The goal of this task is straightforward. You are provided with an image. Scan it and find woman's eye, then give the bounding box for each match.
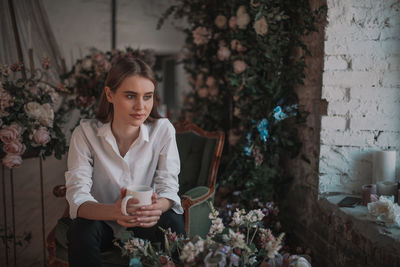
[144,95,152,100]
[127,95,135,99]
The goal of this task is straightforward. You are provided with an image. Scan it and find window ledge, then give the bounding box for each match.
[319,193,400,248]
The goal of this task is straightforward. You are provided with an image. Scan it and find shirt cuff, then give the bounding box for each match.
[158,192,183,214]
[68,196,98,219]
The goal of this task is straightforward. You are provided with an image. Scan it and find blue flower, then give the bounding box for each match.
[246,133,252,142]
[257,118,269,142]
[273,106,288,121]
[129,258,143,267]
[244,145,252,156]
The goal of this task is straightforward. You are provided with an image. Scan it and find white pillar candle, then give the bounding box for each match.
[372,150,396,183]
[377,181,397,197]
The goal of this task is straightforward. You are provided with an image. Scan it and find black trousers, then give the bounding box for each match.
[67,210,185,267]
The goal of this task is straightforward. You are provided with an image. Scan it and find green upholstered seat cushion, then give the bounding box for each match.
[176,132,217,194]
[55,217,128,266]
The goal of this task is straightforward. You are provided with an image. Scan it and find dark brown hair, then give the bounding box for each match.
[96,57,161,123]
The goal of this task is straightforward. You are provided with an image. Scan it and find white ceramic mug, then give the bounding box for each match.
[121,185,153,215]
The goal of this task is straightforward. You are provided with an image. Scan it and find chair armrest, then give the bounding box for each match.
[53,185,66,198]
[181,186,215,238]
[182,186,210,200]
[181,185,215,211]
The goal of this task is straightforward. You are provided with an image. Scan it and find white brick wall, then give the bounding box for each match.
[319,0,400,194]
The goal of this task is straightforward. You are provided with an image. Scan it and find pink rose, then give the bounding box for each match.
[197,87,208,98]
[188,76,196,86]
[2,154,22,169]
[209,86,219,97]
[42,57,51,69]
[217,46,231,61]
[254,16,268,36]
[0,125,21,144]
[3,140,25,155]
[231,39,240,50]
[206,76,216,87]
[92,52,105,63]
[236,43,247,52]
[0,86,13,116]
[192,27,211,46]
[236,6,250,29]
[230,40,247,52]
[33,127,51,145]
[233,60,247,74]
[215,15,227,29]
[228,129,241,146]
[195,73,204,89]
[234,107,241,117]
[229,16,237,29]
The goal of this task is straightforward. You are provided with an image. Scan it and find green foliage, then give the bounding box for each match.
[159,0,321,201]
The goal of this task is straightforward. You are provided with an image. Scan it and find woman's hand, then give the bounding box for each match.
[133,193,164,228]
[115,188,142,228]
[116,189,171,228]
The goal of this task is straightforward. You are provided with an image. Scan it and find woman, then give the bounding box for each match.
[65,57,185,266]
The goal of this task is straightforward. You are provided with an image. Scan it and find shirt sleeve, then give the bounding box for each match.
[153,123,184,214]
[65,126,98,219]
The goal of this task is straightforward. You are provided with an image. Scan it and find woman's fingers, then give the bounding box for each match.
[120,188,127,199]
[137,215,160,223]
[127,198,140,205]
[135,209,162,217]
[138,221,158,228]
[117,219,140,228]
[151,192,158,203]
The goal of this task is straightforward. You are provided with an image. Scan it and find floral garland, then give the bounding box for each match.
[62,47,156,120]
[116,203,311,267]
[158,0,322,201]
[0,60,68,168]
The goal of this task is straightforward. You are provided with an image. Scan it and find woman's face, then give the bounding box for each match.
[105,75,155,128]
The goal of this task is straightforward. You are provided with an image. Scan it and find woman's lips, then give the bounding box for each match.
[130,114,145,119]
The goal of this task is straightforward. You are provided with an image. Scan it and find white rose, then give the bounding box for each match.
[24,102,54,127]
[217,46,231,61]
[40,103,54,127]
[82,58,92,70]
[25,102,42,120]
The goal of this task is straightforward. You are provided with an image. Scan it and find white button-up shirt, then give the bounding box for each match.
[65,118,183,236]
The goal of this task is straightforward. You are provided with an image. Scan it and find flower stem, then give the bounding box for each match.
[246,226,250,245]
[249,226,258,245]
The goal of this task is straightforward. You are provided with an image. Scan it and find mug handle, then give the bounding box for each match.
[121,195,133,216]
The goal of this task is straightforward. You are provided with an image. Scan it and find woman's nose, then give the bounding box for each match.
[134,98,144,109]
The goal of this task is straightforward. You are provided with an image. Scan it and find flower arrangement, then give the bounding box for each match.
[368,196,400,226]
[0,60,68,168]
[158,0,324,201]
[62,47,156,120]
[116,203,311,267]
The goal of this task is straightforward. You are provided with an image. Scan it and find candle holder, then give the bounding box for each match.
[362,184,377,206]
[398,189,400,206]
[377,181,397,197]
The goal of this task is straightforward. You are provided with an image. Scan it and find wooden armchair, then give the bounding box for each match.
[46,120,224,266]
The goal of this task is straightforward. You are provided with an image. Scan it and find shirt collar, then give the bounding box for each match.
[97,121,149,143]
[141,123,150,142]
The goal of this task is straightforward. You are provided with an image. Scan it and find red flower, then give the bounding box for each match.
[42,57,51,69]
